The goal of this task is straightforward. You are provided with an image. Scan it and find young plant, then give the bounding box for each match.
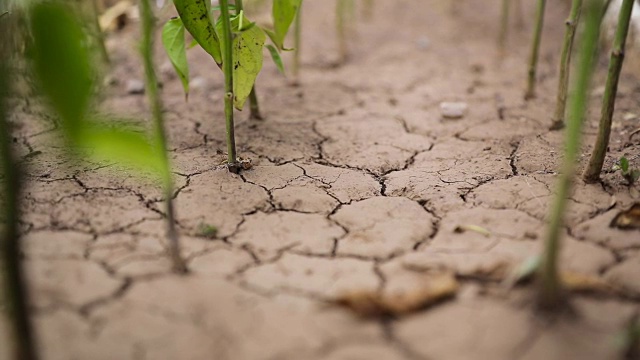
[498,0,511,50]
[292,0,303,84]
[613,157,640,185]
[550,0,582,130]
[537,0,604,310]
[335,0,354,64]
[619,315,640,359]
[583,0,635,183]
[165,0,300,172]
[90,0,110,65]
[139,0,187,273]
[29,1,187,273]
[525,0,547,100]
[0,16,39,360]
[235,0,262,120]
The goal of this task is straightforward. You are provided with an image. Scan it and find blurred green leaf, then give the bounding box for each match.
[216,15,265,110]
[266,44,285,75]
[271,0,301,50]
[502,256,541,289]
[30,2,94,141]
[174,0,222,65]
[620,157,630,173]
[162,17,190,97]
[81,123,165,177]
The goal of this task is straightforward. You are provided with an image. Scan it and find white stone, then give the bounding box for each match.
[440,102,468,119]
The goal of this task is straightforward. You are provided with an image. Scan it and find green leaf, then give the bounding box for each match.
[620,157,630,173]
[30,2,94,141]
[216,16,266,110]
[502,256,541,289]
[271,0,301,50]
[266,44,285,75]
[81,124,165,177]
[173,0,222,65]
[162,18,190,97]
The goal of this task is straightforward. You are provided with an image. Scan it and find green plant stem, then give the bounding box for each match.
[499,0,511,50]
[139,0,187,273]
[234,0,262,120]
[583,0,635,182]
[292,0,302,83]
[525,0,547,100]
[537,0,603,311]
[0,36,39,360]
[336,0,348,63]
[90,0,110,65]
[220,0,239,172]
[551,0,582,130]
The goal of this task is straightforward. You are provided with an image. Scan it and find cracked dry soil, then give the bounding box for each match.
[2,0,640,359]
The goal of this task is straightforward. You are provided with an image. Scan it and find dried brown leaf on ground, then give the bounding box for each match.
[610,203,640,230]
[560,272,616,294]
[332,272,459,317]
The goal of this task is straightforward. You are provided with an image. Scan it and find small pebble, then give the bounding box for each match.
[191,76,207,90]
[440,102,468,119]
[126,79,145,95]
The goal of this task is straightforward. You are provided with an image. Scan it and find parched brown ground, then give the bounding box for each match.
[2,0,640,359]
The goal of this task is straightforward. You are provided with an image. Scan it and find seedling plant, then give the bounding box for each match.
[0,14,39,360]
[583,0,635,182]
[29,1,187,273]
[537,0,604,310]
[613,156,640,185]
[336,0,354,64]
[292,0,302,83]
[525,0,547,99]
[550,0,582,130]
[164,0,300,172]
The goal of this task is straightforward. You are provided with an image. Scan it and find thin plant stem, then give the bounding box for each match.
[550,0,582,130]
[90,0,110,65]
[0,29,39,360]
[537,0,603,311]
[139,0,187,273]
[336,0,348,63]
[292,0,302,84]
[525,0,547,100]
[234,0,262,120]
[583,0,635,182]
[220,0,239,172]
[499,0,511,50]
